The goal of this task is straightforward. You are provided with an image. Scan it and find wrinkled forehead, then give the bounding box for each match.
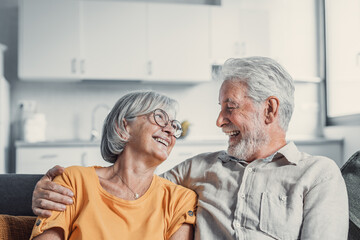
[218,80,248,104]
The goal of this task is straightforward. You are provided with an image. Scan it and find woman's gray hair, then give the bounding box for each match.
[221,57,295,131]
[101,90,178,163]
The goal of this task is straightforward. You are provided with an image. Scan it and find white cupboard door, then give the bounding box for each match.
[326,0,360,81]
[81,1,147,80]
[210,1,270,64]
[210,4,242,64]
[18,0,80,80]
[147,3,211,82]
[16,147,83,174]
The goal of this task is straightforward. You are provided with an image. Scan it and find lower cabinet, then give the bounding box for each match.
[15,138,344,174]
[16,144,111,174]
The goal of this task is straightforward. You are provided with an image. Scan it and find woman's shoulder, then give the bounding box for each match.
[58,166,97,183]
[63,165,95,175]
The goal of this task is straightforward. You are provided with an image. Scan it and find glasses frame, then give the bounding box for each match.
[153,109,183,139]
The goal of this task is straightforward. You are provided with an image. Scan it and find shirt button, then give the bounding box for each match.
[280,196,287,201]
[248,168,253,173]
[234,222,241,228]
[240,193,245,199]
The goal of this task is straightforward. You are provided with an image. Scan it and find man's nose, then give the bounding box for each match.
[216,110,228,128]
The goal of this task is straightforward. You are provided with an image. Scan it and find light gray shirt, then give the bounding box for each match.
[162,142,349,240]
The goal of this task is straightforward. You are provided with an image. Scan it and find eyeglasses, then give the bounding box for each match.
[153,109,183,139]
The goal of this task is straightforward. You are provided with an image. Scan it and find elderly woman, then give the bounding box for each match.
[30,91,197,240]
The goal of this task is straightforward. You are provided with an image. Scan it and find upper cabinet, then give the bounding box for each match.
[19,0,317,82]
[18,0,212,82]
[80,1,148,80]
[18,0,81,80]
[210,3,270,64]
[147,3,210,82]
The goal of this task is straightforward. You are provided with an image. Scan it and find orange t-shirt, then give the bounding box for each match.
[30,166,197,239]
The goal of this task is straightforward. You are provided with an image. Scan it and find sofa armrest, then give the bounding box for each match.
[0,214,36,239]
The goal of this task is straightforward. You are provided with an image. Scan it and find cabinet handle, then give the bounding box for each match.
[40,154,58,159]
[80,59,85,74]
[71,58,77,74]
[147,61,152,75]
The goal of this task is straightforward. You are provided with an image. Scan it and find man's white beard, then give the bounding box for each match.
[227,114,270,161]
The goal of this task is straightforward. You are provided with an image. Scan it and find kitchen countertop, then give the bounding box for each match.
[15,136,344,148]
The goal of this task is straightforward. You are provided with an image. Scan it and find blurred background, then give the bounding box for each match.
[0,0,359,174]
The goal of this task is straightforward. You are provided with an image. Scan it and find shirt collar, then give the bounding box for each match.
[274,141,301,165]
[218,141,301,165]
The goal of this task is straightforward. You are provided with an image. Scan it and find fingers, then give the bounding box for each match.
[32,197,71,218]
[32,166,74,217]
[40,180,74,198]
[46,165,65,180]
[32,207,52,218]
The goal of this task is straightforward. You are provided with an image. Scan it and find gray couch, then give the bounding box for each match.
[341,151,360,240]
[0,174,42,239]
[0,174,42,216]
[0,153,359,240]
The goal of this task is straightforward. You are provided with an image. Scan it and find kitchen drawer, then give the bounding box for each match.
[16,146,111,174]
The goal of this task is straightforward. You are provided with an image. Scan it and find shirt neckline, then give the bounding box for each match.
[92,166,158,205]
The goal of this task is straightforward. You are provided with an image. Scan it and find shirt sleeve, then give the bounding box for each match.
[30,169,76,239]
[166,188,197,239]
[300,161,349,239]
[161,157,193,188]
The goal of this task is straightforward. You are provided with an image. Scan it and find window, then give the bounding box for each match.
[324,0,360,125]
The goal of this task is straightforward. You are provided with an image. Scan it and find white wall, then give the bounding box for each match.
[10,80,225,142]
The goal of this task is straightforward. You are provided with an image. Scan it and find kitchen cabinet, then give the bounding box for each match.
[15,138,343,174]
[210,2,270,64]
[16,142,111,174]
[18,0,81,80]
[19,0,211,82]
[81,1,148,80]
[147,3,211,82]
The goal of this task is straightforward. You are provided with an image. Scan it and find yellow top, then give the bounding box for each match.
[30,166,197,240]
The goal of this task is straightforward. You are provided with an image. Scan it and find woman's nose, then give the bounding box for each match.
[162,122,175,136]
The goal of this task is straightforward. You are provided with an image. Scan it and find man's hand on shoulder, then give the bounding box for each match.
[32,165,74,217]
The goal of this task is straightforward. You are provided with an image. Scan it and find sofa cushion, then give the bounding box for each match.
[0,174,43,216]
[0,214,36,240]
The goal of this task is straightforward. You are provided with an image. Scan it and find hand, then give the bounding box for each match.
[32,165,74,217]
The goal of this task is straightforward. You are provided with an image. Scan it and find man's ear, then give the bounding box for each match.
[264,96,280,125]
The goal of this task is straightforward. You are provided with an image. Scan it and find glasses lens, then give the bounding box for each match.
[153,109,168,127]
[153,109,182,138]
[171,120,183,138]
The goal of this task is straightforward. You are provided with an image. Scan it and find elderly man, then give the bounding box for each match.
[32,57,349,239]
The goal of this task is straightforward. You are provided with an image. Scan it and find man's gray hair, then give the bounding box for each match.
[101,90,178,163]
[221,57,295,131]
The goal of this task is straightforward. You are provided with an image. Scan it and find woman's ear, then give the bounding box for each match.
[264,96,280,125]
[116,119,130,140]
